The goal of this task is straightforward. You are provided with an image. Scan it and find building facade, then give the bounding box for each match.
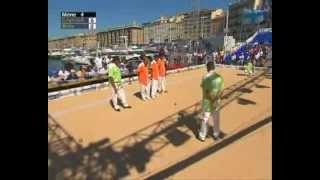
[142,9,225,43]
[182,9,213,40]
[96,25,144,47]
[48,8,231,50]
[142,16,181,44]
[228,0,272,41]
[211,9,226,37]
[181,9,226,40]
[48,33,97,50]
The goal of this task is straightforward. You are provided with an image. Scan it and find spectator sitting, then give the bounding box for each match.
[67,69,78,80]
[98,66,107,75]
[76,66,86,80]
[89,66,97,77]
[84,66,94,78]
[58,69,70,81]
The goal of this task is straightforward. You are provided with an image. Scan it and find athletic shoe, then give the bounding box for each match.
[123,106,132,109]
[213,131,226,140]
[198,121,207,142]
[146,96,151,100]
[115,108,121,112]
[198,134,206,142]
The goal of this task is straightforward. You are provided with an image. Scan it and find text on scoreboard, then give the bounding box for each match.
[61,12,96,30]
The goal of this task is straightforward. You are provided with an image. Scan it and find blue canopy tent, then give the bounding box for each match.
[249,31,272,45]
[224,30,272,64]
[48,69,59,77]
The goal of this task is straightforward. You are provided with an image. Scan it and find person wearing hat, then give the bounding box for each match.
[108,56,132,111]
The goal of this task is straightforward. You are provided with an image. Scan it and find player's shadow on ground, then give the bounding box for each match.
[237,87,253,93]
[133,92,144,101]
[236,73,247,76]
[146,116,272,179]
[48,107,201,179]
[237,97,257,105]
[49,73,267,179]
[178,110,201,139]
[255,84,270,88]
[109,99,131,109]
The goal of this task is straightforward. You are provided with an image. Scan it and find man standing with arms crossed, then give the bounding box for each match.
[137,55,151,101]
[199,61,226,141]
[157,49,168,94]
[108,56,132,111]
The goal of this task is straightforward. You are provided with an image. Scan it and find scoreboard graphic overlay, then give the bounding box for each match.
[61,12,96,30]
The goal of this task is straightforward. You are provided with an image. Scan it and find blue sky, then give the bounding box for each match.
[48,0,229,38]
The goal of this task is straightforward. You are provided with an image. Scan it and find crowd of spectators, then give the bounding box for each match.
[48,44,272,85]
[211,44,272,67]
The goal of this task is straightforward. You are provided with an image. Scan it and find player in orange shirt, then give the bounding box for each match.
[150,55,160,99]
[157,50,168,94]
[137,55,151,101]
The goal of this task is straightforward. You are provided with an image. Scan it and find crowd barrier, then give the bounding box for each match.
[48,64,267,101]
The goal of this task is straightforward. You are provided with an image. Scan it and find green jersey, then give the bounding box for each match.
[108,63,122,86]
[201,71,224,112]
[245,62,253,73]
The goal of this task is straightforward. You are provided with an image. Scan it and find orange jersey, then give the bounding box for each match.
[150,60,159,80]
[157,57,167,77]
[137,62,149,85]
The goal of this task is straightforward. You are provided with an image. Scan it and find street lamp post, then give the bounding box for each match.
[224,3,230,53]
[201,16,205,39]
[169,23,171,42]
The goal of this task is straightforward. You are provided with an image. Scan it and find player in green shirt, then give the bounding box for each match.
[199,61,226,141]
[244,59,254,76]
[108,56,132,111]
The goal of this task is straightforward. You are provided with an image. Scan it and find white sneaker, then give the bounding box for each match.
[199,134,206,141]
[198,121,208,142]
[146,96,151,100]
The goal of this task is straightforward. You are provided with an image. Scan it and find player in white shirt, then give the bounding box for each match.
[95,55,103,70]
[58,69,70,81]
